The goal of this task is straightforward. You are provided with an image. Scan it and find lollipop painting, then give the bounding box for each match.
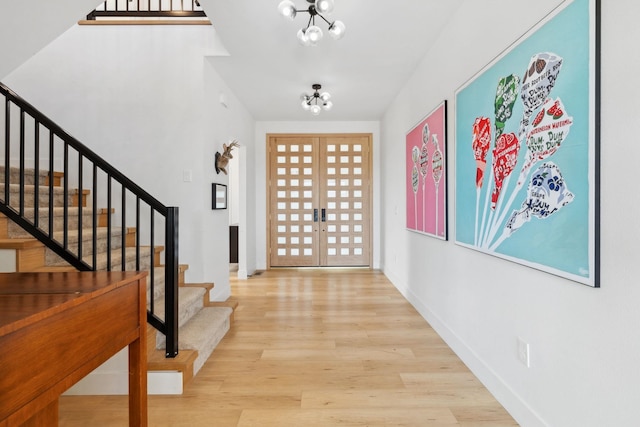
[419,125,430,230]
[490,162,574,251]
[454,0,600,287]
[411,147,420,229]
[406,101,448,239]
[472,117,491,245]
[431,134,444,236]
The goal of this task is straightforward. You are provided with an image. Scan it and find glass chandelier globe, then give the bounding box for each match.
[315,0,334,14]
[328,20,346,39]
[305,25,323,46]
[277,0,297,19]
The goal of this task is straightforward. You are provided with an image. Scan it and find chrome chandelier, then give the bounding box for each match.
[301,84,333,115]
[278,0,346,46]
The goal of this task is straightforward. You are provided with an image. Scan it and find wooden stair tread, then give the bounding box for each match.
[208,297,239,311]
[48,171,64,186]
[147,348,198,369]
[182,282,214,290]
[147,348,198,387]
[78,19,211,26]
[0,238,43,249]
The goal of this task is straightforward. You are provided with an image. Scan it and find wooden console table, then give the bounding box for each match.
[0,271,148,426]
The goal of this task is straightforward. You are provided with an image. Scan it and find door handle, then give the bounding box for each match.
[321,208,326,222]
[314,208,318,222]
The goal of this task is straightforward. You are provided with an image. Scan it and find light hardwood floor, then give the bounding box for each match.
[59,268,518,426]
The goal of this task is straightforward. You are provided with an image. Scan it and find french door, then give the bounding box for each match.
[267,134,372,267]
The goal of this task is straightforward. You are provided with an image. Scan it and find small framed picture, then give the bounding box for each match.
[212,183,227,210]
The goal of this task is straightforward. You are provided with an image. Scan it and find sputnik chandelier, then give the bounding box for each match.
[301,84,332,115]
[278,0,346,46]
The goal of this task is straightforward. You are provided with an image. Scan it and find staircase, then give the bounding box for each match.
[0,81,235,393]
[0,169,233,392]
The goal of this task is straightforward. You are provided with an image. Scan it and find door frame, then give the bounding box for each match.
[266,133,373,269]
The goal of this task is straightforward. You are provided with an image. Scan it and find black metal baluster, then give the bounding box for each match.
[63,141,69,249]
[136,196,140,271]
[149,207,157,336]
[33,120,39,228]
[92,164,98,269]
[147,203,153,315]
[48,131,54,238]
[165,207,179,357]
[107,175,112,271]
[150,209,154,293]
[78,153,83,261]
[121,184,126,271]
[19,109,25,216]
[3,98,10,204]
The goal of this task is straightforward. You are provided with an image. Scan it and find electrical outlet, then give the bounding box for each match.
[182,170,193,182]
[517,337,530,368]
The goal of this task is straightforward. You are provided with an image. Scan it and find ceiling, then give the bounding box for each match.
[198,0,464,122]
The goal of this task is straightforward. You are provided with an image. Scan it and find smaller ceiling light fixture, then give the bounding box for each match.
[301,84,333,115]
[278,0,346,46]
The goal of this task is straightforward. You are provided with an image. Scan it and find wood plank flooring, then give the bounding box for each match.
[59,268,518,426]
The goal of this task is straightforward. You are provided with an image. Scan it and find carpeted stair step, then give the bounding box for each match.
[153,286,206,333]
[43,227,128,265]
[0,183,86,208]
[147,266,168,304]
[47,245,160,271]
[0,166,56,187]
[146,265,189,303]
[4,207,97,237]
[175,307,232,375]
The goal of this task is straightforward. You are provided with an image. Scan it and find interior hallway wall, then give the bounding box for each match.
[0,0,101,79]
[4,23,255,301]
[380,1,640,425]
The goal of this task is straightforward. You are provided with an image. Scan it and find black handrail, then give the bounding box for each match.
[87,0,206,20]
[0,81,179,357]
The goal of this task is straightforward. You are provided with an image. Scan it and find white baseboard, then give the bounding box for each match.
[63,349,183,395]
[0,249,16,272]
[383,269,548,427]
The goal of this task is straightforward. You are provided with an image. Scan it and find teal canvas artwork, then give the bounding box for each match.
[455,0,600,287]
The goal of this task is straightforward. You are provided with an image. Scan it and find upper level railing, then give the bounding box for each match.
[0,82,179,357]
[87,0,206,20]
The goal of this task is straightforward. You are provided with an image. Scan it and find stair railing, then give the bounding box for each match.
[87,0,206,20]
[0,82,178,357]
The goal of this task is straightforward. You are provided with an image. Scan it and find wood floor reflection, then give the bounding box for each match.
[59,268,518,426]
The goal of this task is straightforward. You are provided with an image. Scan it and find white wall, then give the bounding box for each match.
[254,121,381,271]
[381,1,640,426]
[0,0,101,79]
[4,24,255,301]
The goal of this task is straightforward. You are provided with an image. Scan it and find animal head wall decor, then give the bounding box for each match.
[215,140,240,175]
